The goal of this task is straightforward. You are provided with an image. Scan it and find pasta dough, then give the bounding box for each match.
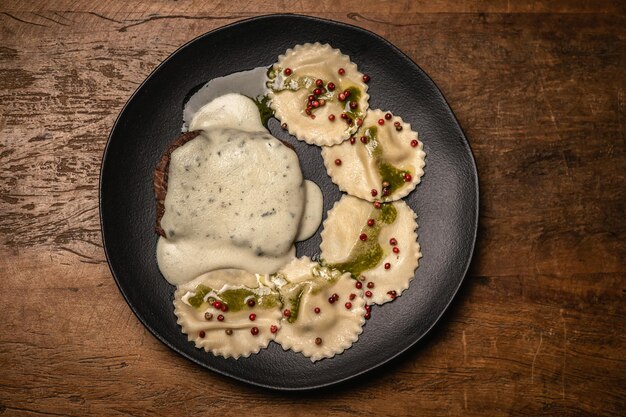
[273,257,366,362]
[320,195,421,305]
[268,43,369,146]
[174,269,283,359]
[322,109,426,202]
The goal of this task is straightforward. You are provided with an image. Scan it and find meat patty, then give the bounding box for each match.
[154,130,201,237]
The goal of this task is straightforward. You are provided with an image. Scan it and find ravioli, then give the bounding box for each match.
[174,269,282,359]
[321,109,426,202]
[320,195,421,305]
[272,257,366,362]
[268,43,370,146]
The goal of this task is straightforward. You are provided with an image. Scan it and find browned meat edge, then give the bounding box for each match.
[154,130,201,237]
[153,130,295,237]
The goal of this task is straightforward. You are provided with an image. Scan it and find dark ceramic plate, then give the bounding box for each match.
[100,14,478,390]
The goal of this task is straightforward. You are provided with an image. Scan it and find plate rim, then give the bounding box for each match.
[99,13,479,391]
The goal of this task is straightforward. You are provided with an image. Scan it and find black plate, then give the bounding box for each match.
[100,14,478,390]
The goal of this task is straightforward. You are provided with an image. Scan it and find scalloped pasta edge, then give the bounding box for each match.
[268,43,370,146]
[322,109,426,202]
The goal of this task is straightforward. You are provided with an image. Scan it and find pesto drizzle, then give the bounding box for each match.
[344,86,362,121]
[186,284,280,312]
[364,126,411,197]
[326,204,397,278]
[252,95,274,127]
[271,266,343,323]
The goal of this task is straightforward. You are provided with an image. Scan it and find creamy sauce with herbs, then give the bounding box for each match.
[183,66,269,130]
[188,93,267,133]
[158,93,323,285]
[297,180,323,241]
[157,127,304,284]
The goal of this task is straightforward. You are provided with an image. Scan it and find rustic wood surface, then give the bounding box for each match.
[1,1,624,415]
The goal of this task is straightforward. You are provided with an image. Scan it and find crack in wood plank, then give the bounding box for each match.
[117,13,246,32]
[2,12,49,27]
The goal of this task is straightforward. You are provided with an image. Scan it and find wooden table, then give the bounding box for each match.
[1,1,624,415]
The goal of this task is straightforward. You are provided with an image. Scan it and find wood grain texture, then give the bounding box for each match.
[1,1,624,416]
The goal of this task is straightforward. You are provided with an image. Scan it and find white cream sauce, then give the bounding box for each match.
[188,93,266,133]
[158,93,323,285]
[297,180,323,241]
[188,93,323,244]
[183,67,268,131]
[157,127,302,285]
